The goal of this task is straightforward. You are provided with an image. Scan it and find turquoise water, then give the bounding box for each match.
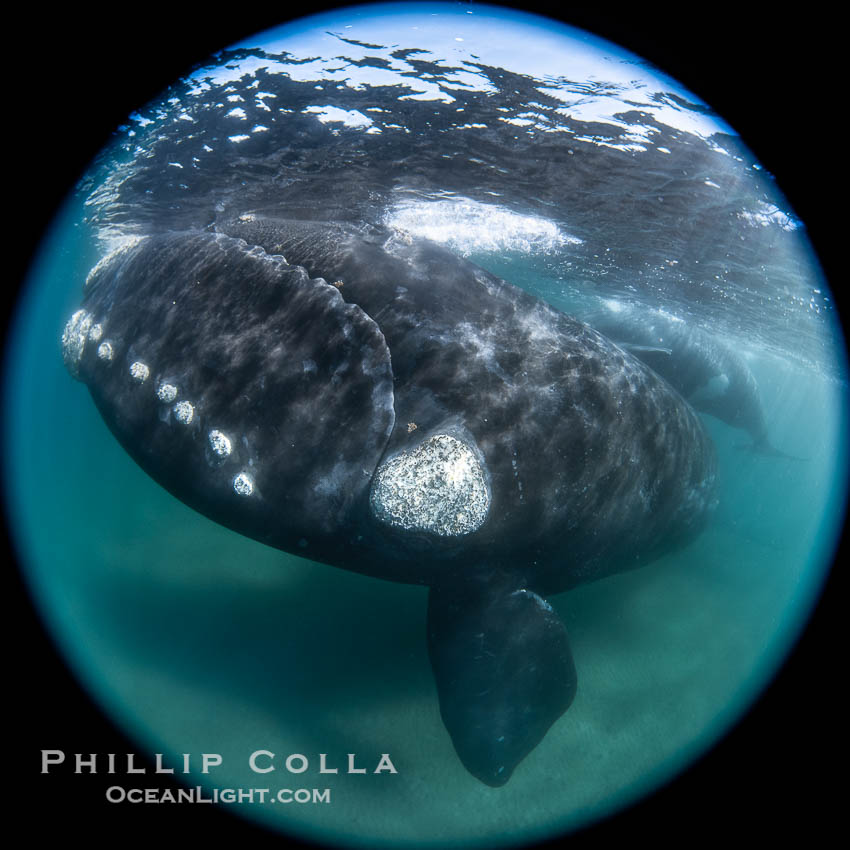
[5,187,847,848]
[4,3,849,847]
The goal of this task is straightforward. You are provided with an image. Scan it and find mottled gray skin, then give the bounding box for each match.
[582,303,774,451]
[63,218,717,786]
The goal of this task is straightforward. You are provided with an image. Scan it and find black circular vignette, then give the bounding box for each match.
[6,3,842,847]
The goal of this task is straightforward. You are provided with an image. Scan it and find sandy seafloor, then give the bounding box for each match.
[5,187,846,848]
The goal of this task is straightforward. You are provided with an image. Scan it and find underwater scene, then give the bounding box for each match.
[5,3,846,847]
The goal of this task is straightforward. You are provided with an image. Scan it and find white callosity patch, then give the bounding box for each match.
[129,361,150,383]
[208,429,232,457]
[233,472,254,496]
[61,309,93,378]
[370,434,489,537]
[97,341,114,361]
[173,400,195,425]
[156,382,178,403]
[84,236,145,288]
[88,323,104,342]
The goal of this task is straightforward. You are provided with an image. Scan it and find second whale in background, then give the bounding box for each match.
[581,301,794,456]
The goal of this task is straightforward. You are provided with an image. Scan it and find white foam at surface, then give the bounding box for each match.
[384,197,581,256]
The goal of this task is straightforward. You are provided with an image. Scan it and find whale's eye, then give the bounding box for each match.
[370,434,490,537]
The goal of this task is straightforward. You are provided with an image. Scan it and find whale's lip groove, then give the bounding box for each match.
[239,230,399,504]
[213,228,398,490]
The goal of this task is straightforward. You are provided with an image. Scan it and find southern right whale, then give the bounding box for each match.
[61,217,718,786]
[582,302,788,455]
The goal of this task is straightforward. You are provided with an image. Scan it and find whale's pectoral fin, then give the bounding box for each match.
[427,582,576,786]
[735,438,809,461]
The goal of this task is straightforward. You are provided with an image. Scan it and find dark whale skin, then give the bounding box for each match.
[63,218,717,785]
[582,303,774,450]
